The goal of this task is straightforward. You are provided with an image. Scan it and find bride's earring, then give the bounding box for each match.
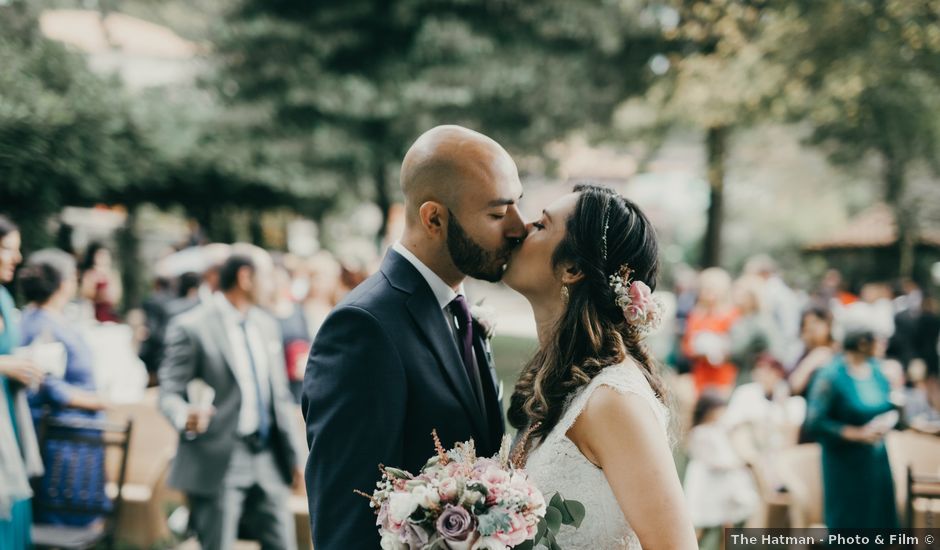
[561,285,569,304]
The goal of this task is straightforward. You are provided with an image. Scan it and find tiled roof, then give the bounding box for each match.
[805,203,940,251]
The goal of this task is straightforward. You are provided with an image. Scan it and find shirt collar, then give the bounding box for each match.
[215,292,249,324]
[392,241,465,310]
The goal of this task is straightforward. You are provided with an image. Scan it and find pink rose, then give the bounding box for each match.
[628,281,653,309]
[482,467,510,488]
[438,478,459,502]
[493,513,529,547]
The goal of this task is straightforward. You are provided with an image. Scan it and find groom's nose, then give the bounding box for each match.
[504,205,527,245]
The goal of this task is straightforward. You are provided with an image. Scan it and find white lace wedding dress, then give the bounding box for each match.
[524,361,671,549]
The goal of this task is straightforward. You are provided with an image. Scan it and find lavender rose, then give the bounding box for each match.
[436,505,476,542]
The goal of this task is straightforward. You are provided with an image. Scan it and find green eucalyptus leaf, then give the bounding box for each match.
[544,507,562,534]
[565,499,586,528]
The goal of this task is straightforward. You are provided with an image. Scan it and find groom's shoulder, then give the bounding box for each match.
[331,269,404,319]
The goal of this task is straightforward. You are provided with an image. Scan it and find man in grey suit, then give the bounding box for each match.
[160,250,304,550]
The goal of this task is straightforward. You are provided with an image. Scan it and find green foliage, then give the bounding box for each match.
[212,0,664,230]
[515,493,584,550]
[0,3,153,249]
[782,1,940,184]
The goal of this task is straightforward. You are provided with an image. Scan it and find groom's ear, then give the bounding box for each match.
[419,201,446,236]
[560,263,585,285]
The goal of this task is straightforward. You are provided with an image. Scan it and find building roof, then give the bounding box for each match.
[805,202,940,251]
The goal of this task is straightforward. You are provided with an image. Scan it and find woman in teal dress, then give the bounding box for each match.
[0,216,44,550]
[805,329,900,528]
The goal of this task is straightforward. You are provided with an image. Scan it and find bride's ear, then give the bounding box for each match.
[560,263,585,285]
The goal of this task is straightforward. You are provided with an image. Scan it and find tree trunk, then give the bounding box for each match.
[884,153,914,278]
[374,156,391,244]
[249,211,265,247]
[701,125,728,268]
[116,207,143,311]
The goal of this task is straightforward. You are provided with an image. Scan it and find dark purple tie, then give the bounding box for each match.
[448,295,479,393]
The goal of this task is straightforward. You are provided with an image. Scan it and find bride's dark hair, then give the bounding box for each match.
[507,184,667,442]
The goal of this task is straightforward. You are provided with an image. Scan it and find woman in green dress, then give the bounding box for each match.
[805,329,900,528]
[0,216,44,550]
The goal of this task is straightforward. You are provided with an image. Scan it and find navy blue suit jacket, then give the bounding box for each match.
[302,249,505,549]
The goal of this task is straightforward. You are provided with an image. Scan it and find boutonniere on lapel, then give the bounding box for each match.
[470,302,496,341]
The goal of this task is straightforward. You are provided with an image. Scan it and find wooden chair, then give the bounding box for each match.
[886,430,940,527]
[290,405,313,550]
[106,394,179,548]
[771,444,824,528]
[31,415,133,550]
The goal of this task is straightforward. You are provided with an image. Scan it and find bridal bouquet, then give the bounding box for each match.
[360,431,584,550]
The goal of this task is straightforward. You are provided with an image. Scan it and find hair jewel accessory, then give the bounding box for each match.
[608,264,664,336]
[600,202,611,264]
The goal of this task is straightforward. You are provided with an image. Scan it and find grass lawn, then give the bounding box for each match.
[491,334,538,434]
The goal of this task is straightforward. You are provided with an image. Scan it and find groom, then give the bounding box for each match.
[302,125,526,549]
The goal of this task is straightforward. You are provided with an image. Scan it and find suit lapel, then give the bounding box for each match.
[406,293,487,441]
[472,324,505,444]
[384,250,487,443]
[207,303,241,382]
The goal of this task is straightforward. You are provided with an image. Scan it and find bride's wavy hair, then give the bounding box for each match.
[507,184,667,442]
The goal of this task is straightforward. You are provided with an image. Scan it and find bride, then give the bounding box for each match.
[502,184,697,549]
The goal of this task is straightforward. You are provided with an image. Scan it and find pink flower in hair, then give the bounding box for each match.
[608,267,663,335]
[628,281,654,312]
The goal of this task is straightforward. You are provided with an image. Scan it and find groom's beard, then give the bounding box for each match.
[447,210,513,282]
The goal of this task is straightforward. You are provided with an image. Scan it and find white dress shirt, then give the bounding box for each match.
[391,242,493,410]
[391,242,479,357]
[215,293,272,436]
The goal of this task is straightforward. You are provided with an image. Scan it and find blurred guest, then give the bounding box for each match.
[671,264,700,375]
[159,253,304,550]
[889,283,940,380]
[814,268,857,308]
[904,359,940,434]
[334,240,377,301]
[840,283,895,343]
[79,242,122,323]
[729,276,772,386]
[303,251,340,338]
[19,250,109,527]
[804,330,899,528]
[139,276,174,378]
[271,264,310,402]
[725,354,805,459]
[788,307,837,397]
[197,243,232,304]
[0,217,43,550]
[684,391,759,550]
[744,255,803,361]
[165,271,202,319]
[683,267,740,396]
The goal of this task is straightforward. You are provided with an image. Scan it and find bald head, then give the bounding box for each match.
[400,125,517,222]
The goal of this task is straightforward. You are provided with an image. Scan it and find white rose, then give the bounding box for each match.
[388,492,420,523]
[411,484,440,508]
[438,477,459,501]
[380,531,406,550]
[472,536,508,550]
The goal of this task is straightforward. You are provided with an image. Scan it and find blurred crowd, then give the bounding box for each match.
[670,256,940,548]
[2,214,939,549]
[0,217,376,549]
